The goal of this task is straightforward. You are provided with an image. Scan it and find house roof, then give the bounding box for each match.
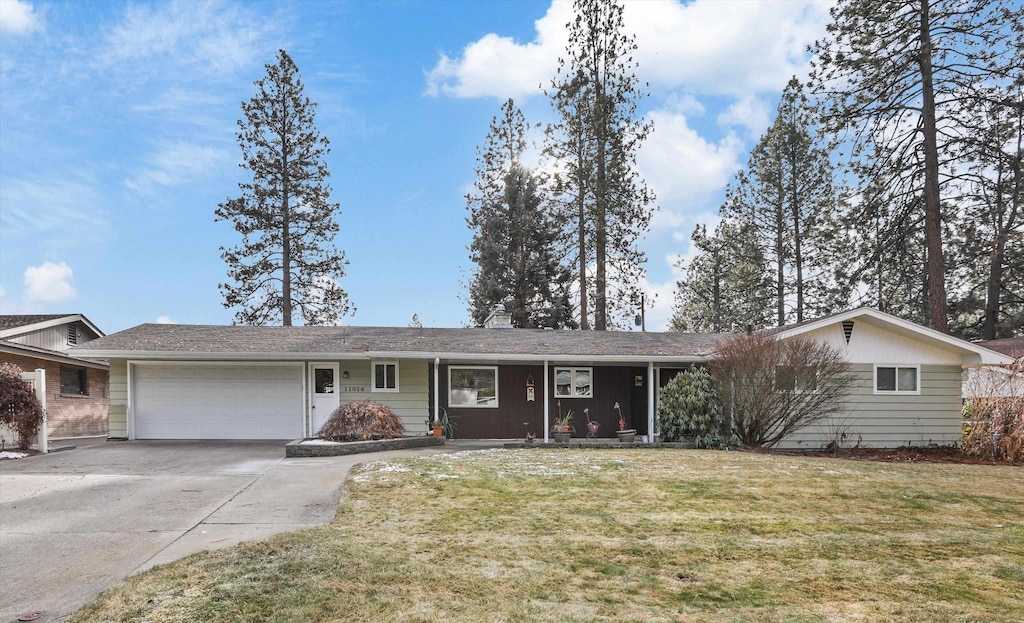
[0,339,109,370]
[0,314,104,339]
[70,323,733,363]
[772,307,1014,365]
[977,337,1024,359]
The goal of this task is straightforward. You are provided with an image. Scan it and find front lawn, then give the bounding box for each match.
[73,449,1023,622]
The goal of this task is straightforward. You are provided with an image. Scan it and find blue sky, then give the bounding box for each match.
[0,0,833,333]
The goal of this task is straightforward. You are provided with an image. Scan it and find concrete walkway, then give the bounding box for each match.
[0,439,461,623]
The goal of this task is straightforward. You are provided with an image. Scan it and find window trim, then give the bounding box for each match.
[553,366,594,398]
[59,365,88,396]
[448,365,499,409]
[372,360,399,393]
[775,365,819,393]
[873,364,920,395]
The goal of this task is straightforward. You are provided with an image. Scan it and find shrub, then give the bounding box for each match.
[710,332,853,449]
[962,359,1024,462]
[0,363,44,450]
[317,400,405,441]
[657,366,730,448]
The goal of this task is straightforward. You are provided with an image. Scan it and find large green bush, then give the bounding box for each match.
[657,366,729,448]
[0,362,43,450]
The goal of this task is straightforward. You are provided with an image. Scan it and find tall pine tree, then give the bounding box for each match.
[669,220,771,333]
[809,0,1012,332]
[546,0,655,330]
[216,50,350,326]
[724,78,845,326]
[466,99,574,328]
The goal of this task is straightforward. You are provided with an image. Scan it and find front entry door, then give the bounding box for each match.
[310,364,340,435]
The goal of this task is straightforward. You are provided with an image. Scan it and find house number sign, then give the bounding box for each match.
[342,386,365,393]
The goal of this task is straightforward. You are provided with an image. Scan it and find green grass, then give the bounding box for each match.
[72,449,1024,622]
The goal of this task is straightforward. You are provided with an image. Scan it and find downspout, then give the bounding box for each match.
[434,357,440,432]
[543,359,550,442]
[647,361,655,444]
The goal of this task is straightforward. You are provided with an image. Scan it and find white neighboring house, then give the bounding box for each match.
[964,337,1023,400]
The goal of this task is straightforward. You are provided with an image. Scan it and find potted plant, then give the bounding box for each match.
[439,409,457,440]
[430,416,444,437]
[615,402,636,443]
[584,407,600,438]
[551,402,574,442]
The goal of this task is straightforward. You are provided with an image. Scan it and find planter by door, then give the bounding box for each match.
[617,429,636,443]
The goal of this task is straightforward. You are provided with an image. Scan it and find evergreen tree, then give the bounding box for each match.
[951,81,1024,338]
[546,0,655,330]
[725,78,845,326]
[216,50,350,326]
[466,100,575,328]
[669,220,771,333]
[809,0,1013,332]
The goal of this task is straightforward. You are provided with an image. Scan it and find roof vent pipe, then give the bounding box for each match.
[544,326,553,346]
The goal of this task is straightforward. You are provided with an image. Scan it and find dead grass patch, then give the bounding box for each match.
[71,449,1023,623]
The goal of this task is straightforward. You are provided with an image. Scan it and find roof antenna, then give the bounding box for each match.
[342,326,347,345]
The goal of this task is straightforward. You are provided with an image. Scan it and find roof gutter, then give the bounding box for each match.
[69,349,712,364]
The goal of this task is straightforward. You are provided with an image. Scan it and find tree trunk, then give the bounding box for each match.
[577,157,589,330]
[281,109,293,326]
[789,135,804,323]
[593,44,608,331]
[918,0,948,332]
[775,194,786,327]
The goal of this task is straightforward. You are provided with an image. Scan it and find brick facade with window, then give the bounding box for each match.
[0,352,109,438]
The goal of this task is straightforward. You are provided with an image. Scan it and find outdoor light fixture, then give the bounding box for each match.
[342,370,349,379]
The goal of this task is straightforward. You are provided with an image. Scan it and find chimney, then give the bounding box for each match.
[484,304,514,329]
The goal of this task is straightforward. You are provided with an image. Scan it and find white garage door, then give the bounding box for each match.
[133,365,304,439]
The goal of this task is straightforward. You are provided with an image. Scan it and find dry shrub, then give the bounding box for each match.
[963,359,1024,462]
[317,400,405,441]
[710,332,853,449]
[0,362,44,450]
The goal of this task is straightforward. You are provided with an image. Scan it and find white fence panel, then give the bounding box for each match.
[1,369,47,453]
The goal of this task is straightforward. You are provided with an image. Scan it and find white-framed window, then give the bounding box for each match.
[554,367,592,398]
[449,366,498,408]
[775,366,818,392]
[874,365,919,394]
[372,361,399,392]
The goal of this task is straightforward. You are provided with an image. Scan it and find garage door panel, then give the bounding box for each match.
[134,365,303,440]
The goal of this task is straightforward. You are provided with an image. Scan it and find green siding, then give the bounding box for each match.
[782,364,963,448]
[334,359,430,435]
[108,359,128,438]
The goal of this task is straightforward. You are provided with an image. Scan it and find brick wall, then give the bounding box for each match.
[0,353,109,438]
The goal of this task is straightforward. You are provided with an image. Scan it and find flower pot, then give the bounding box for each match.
[432,425,444,437]
[552,430,571,443]
[617,429,637,443]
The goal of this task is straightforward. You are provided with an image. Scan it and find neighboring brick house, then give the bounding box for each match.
[0,314,109,438]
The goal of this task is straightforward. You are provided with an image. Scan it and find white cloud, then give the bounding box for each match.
[155,315,175,324]
[0,0,41,36]
[98,1,277,76]
[125,142,230,193]
[23,262,75,303]
[0,176,108,252]
[717,95,772,141]
[639,109,743,232]
[426,0,832,100]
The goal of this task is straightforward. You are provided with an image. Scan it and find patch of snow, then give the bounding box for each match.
[0,451,28,459]
[299,439,343,446]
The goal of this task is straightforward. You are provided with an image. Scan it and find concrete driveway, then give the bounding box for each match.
[0,438,454,623]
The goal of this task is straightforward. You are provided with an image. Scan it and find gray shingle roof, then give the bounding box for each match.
[71,323,733,360]
[978,337,1024,358]
[0,314,72,331]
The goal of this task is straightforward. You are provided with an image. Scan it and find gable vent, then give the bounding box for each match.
[841,320,854,345]
[68,325,78,346]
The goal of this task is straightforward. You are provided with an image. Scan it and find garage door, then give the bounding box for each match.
[133,365,304,439]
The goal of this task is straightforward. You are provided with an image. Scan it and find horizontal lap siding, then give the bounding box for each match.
[779,364,963,449]
[108,359,128,438]
[336,359,429,435]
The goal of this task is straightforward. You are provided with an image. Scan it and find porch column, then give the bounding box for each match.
[543,359,549,442]
[647,361,655,444]
[433,357,440,431]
